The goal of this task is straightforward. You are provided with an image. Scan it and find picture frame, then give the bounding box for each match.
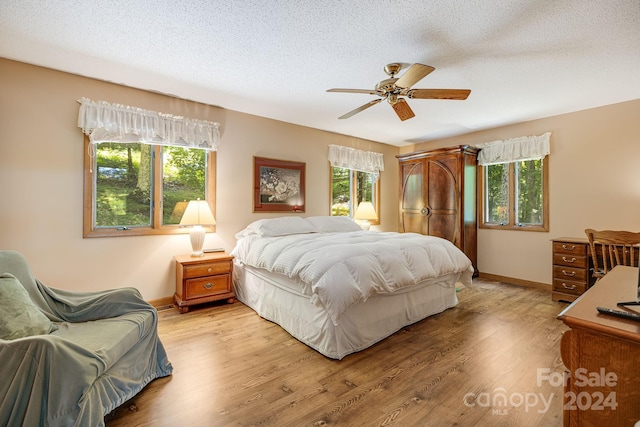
[253,156,306,212]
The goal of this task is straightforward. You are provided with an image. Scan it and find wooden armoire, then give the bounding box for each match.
[397,145,478,273]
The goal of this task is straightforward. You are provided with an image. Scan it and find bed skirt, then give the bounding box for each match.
[233,261,459,359]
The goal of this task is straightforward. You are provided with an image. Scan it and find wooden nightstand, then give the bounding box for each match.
[174,252,235,313]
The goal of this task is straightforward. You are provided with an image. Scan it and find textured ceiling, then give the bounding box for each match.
[1,0,639,146]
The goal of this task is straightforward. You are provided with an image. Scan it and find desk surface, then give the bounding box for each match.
[558,265,640,342]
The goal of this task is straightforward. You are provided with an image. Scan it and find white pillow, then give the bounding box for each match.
[235,216,318,238]
[306,216,363,233]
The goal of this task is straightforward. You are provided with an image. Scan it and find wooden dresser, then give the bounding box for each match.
[552,238,596,302]
[557,266,640,427]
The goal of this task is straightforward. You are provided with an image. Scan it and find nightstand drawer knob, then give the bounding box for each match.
[562,244,576,251]
[562,256,576,263]
[561,282,576,290]
[562,270,576,277]
[207,267,212,273]
[204,282,213,289]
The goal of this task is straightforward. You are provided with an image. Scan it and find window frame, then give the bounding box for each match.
[83,137,216,238]
[329,166,381,225]
[478,156,549,232]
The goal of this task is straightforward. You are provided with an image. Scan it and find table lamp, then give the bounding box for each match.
[354,201,378,230]
[179,199,216,256]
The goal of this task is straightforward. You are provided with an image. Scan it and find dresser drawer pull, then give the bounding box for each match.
[561,283,576,290]
[562,244,576,251]
[207,267,212,273]
[561,270,576,277]
[204,282,213,289]
[562,256,576,263]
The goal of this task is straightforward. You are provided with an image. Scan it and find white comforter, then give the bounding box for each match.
[232,231,473,325]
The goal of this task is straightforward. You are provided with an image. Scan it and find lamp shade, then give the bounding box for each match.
[179,200,216,226]
[354,201,378,221]
[179,200,215,257]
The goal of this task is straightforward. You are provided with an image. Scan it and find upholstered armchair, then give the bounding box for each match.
[0,250,172,426]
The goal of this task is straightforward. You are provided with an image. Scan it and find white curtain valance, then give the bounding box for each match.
[77,97,220,151]
[476,132,551,166]
[328,144,384,179]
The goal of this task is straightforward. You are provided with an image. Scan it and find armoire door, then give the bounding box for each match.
[399,159,426,234]
[399,155,459,246]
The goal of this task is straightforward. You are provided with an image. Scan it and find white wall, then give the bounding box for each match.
[402,98,640,285]
[0,59,399,301]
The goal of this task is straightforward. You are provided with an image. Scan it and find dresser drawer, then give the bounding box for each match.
[553,253,588,268]
[553,241,588,257]
[551,239,593,302]
[553,265,589,283]
[553,278,588,296]
[185,275,230,299]
[184,260,231,278]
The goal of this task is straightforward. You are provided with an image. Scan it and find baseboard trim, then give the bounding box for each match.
[149,296,174,309]
[478,272,551,292]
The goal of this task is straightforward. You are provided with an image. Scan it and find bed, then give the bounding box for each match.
[231,216,474,359]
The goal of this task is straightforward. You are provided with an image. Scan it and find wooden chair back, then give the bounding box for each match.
[584,229,640,280]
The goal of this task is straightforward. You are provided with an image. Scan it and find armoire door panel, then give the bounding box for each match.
[428,215,457,242]
[426,160,458,211]
[402,173,423,210]
[402,212,426,234]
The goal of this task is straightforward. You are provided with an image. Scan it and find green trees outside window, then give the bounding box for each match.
[482,158,547,231]
[162,146,206,225]
[330,167,378,220]
[85,141,214,237]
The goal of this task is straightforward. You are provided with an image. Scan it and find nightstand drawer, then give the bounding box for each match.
[553,265,589,283]
[553,253,588,268]
[184,260,231,278]
[553,241,588,257]
[185,275,230,299]
[553,278,587,296]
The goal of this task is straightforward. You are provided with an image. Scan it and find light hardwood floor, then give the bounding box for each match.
[106,278,570,426]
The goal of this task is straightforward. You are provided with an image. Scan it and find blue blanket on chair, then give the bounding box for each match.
[0,250,173,427]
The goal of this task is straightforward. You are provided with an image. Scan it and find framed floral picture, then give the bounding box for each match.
[253,157,305,212]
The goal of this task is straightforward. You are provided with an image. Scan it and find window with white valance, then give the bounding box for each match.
[476,132,551,231]
[476,132,551,165]
[79,98,217,238]
[77,97,220,151]
[328,144,383,224]
[327,144,384,179]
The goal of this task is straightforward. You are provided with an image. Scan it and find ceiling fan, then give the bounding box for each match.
[327,63,471,121]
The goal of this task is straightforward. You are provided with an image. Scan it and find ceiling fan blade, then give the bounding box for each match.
[327,88,379,95]
[338,98,383,119]
[391,98,415,121]
[395,64,435,89]
[408,89,471,100]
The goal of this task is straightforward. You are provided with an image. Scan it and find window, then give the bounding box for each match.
[330,166,380,224]
[480,158,548,231]
[83,139,216,237]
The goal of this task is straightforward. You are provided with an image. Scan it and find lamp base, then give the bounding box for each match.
[189,225,206,257]
[359,220,371,231]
